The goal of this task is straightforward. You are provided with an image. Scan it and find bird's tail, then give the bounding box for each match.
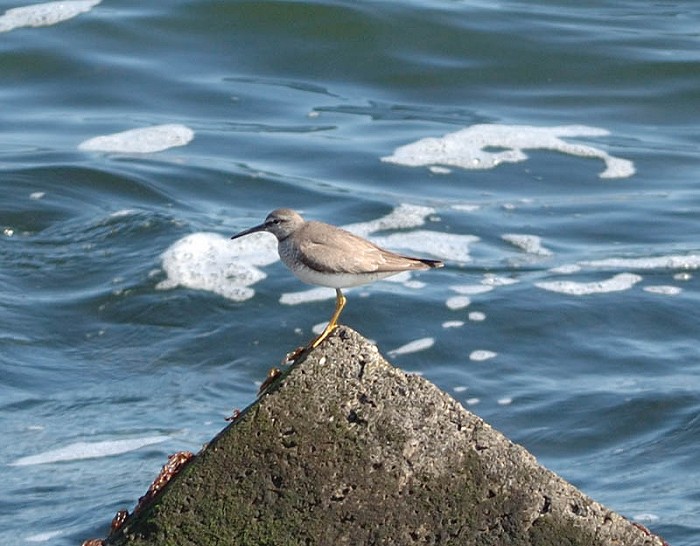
[417,258,444,269]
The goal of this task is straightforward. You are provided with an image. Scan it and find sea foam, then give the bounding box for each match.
[0,0,99,32]
[79,124,194,153]
[381,124,635,179]
[10,435,170,466]
[157,232,276,302]
[502,234,553,256]
[388,337,435,357]
[536,273,642,295]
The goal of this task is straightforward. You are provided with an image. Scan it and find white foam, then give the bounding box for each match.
[280,286,337,305]
[468,311,486,321]
[429,166,452,174]
[26,530,64,543]
[442,320,464,329]
[453,386,468,393]
[497,397,513,406]
[450,284,493,295]
[536,273,642,295]
[470,350,497,361]
[581,254,700,270]
[280,272,428,306]
[344,203,435,238]
[380,271,425,290]
[79,123,194,153]
[110,208,137,218]
[0,0,100,32]
[311,321,328,335]
[643,285,682,295]
[29,191,45,200]
[372,230,476,263]
[466,397,480,405]
[446,295,471,310]
[10,435,169,466]
[381,124,635,179]
[451,203,481,213]
[387,337,435,356]
[502,234,553,256]
[632,513,660,523]
[156,232,276,302]
[549,264,582,274]
[481,275,519,287]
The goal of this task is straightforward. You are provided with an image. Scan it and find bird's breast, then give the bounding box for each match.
[289,264,399,288]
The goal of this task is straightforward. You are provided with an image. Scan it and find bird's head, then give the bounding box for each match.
[230,208,304,242]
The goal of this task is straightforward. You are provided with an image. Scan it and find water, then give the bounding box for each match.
[1,1,699,544]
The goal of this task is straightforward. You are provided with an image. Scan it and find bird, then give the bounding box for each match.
[230,208,443,358]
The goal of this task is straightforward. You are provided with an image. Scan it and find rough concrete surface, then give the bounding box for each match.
[104,326,666,546]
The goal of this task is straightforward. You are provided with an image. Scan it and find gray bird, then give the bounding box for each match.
[231,208,443,356]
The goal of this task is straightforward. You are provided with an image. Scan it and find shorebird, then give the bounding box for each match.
[231,208,443,357]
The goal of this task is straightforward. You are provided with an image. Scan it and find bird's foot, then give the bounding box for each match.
[284,322,339,364]
[310,323,338,350]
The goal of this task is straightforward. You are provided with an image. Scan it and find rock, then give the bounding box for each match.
[104,326,666,546]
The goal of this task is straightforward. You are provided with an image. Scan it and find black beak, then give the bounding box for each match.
[230,222,267,240]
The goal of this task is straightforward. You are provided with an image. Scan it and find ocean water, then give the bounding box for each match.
[1,1,699,544]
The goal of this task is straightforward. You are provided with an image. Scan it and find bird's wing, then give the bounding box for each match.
[296,223,429,274]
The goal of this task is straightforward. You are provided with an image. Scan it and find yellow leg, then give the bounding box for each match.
[311,288,346,349]
[285,289,346,363]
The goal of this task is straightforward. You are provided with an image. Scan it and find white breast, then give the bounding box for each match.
[289,263,400,289]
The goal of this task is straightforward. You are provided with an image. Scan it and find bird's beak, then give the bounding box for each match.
[230,222,267,240]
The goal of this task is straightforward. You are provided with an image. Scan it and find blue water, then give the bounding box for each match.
[2,1,699,544]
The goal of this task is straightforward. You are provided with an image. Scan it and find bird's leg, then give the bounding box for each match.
[311,288,346,349]
[284,289,346,363]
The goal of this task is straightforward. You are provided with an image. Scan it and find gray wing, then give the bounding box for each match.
[295,222,432,274]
